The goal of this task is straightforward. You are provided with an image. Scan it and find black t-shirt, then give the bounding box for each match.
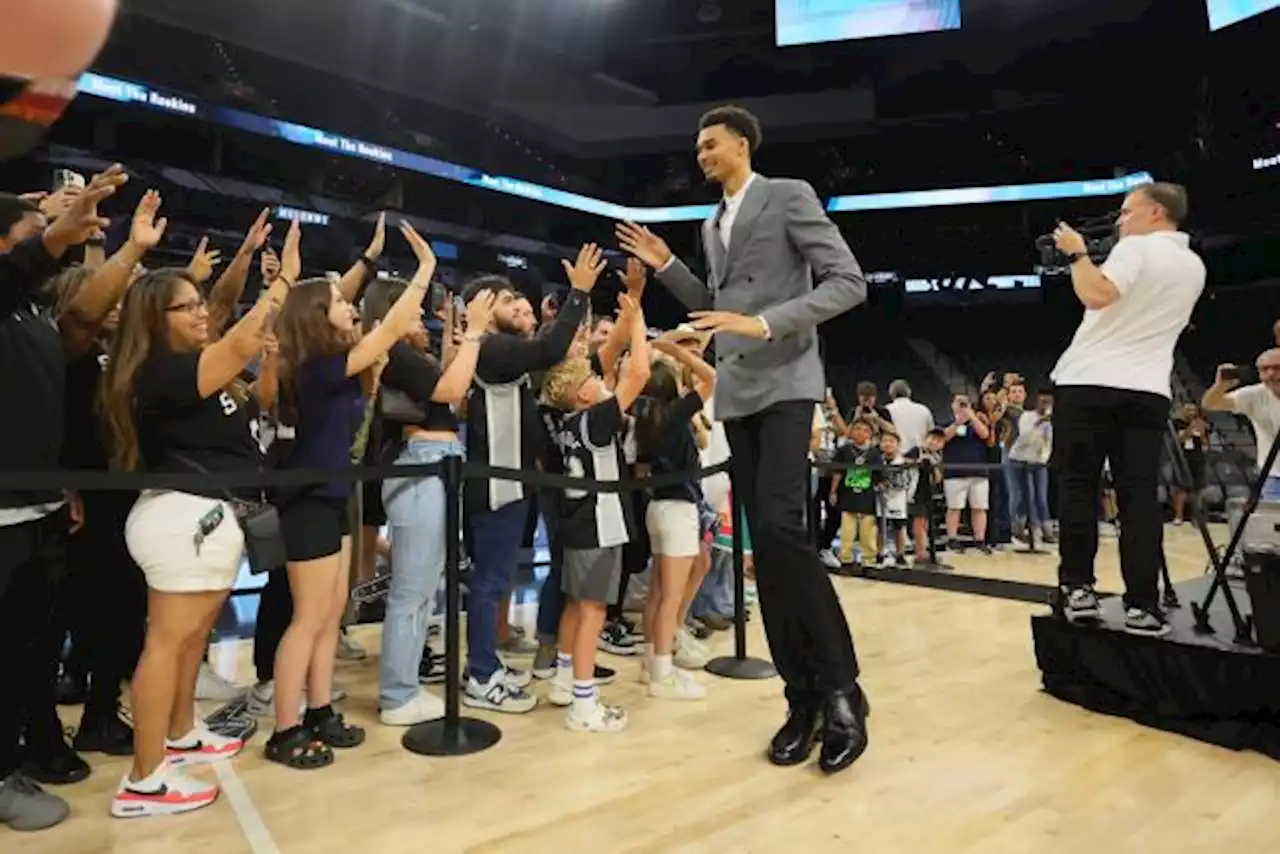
[63,345,111,471]
[380,342,459,434]
[903,447,939,504]
[136,352,264,498]
[1172,417,1208,474]
[643,390,706,504]
[544,397,634,550]
[833,443,880,514]
[287,353,366,498]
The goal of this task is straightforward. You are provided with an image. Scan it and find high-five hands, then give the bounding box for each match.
[562,243,607,293]
[688,310,768,340]
[615,222,672,270]
[617,256,647,300]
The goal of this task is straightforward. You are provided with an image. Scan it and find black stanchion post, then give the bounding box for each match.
[403,454,502,756]
[705,474,777,681]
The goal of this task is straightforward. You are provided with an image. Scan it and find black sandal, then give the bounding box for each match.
[307,709,366,749]
[264,726,334,770]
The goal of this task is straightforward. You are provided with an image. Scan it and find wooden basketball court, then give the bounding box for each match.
[27,525,1277,854]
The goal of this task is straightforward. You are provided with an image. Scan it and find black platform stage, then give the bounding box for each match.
[1032,575,1280,760]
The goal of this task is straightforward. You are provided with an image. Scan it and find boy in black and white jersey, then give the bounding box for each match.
[539,294,650,732]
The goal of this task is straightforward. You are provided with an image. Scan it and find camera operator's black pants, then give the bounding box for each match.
[1054,385,1168,613]
[0,511,67,779]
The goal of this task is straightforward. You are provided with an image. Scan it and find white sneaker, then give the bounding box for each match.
[337,631,367,661]
[463,671,537,714]
[674,629,709,670]
[547,678,573,708]
[380,690,445,726]
[565,703,628,733]
[165,723,245,767]
[111,765,218,819]
[245,681,310,718]
[500,665,532,689]
[819,549,841,569]
[195,663,244,702]
[648,669,707,701]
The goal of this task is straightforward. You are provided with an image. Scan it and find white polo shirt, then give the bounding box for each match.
[1051,231,1205,398]
[1227,384,1280,477]
[886,396,934,453]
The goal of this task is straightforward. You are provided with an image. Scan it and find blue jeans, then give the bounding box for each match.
[1009,462,1050,525]
[1263,476,1280,501]
[466,499,528,683]
[692,548,734,619]
[535,490,565,646]
[1003,461,1026,522]
[379,438,463,710]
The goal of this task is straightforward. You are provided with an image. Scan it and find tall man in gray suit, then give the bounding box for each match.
[617,105,869,774]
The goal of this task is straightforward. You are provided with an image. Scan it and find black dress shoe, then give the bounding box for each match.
[73,712,135,756]
[767,703,822,766]
[818,686,870,774]
[55,672,88,707]
[19,737,91,785]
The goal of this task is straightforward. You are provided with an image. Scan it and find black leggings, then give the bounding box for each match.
[62,490,147,720]
[254,568,293,684]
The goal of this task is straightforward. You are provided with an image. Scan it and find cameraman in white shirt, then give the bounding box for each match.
[1049,182,1205,637]
[1202,350,1280,499]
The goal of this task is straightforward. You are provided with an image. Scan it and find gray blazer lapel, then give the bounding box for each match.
[724,178,770,277]
[704,216,727,288]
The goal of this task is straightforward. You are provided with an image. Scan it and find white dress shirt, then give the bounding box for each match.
[717,172,758,250]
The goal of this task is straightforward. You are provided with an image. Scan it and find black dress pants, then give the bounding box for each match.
[64,490,147,720]
[1053,385,1168,612]
[0,512,67,777]
[724,400,859,704]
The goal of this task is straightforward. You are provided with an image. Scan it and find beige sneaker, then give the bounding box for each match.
[547,678,573,708]
[565,703,628,733]
[380,690,445,726]
[647,669,707,701]
[674,628,709,670]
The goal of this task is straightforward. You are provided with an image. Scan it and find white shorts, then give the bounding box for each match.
[943,477,990,512]
[126,491,244,593]
[645,500,701,558]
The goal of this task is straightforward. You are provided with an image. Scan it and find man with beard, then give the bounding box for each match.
[458,245,604,714]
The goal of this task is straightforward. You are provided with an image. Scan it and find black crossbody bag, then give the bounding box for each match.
[170,453,287,575]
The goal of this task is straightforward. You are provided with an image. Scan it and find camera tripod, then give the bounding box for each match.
[1178,421,1278,647]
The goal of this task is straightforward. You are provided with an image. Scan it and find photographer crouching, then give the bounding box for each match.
[1048,182,1205,637]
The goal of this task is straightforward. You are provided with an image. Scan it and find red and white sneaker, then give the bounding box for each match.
[110,765,219,818]
[165,724,245,767]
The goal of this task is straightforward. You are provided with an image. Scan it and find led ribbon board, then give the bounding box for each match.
[77,72,1149,222]
[1205,0,1280,30]
[776,0,962,47]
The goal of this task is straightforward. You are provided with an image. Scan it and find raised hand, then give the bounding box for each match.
[561,242,607,293]
[615,221,673,270]
[43,166,127,256]
[399,221,438,283]
[618,293,646,333]
[241,207,273,254]
[129,190,167,250]
[186,236,221,284]
[260,246,281,282]
[617,255,647,299]
[280,218,303,283]
[465,288,497,335]
[365,212,387,260]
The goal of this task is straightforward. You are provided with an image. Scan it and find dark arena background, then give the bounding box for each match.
[1,1,1278,851]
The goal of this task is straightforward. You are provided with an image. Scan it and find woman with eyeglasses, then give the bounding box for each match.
[266,222,436,769]
[366,279,494,726]
[99,240,294,817]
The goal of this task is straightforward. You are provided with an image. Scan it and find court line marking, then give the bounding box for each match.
[213,761,282,854]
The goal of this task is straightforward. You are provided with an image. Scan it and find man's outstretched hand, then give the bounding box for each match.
[689,310,768,340]
[616,221,673,270]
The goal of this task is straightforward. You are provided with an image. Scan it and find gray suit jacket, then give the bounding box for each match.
[657,175,866,421]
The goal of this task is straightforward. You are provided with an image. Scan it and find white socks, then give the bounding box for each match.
[571,680,598,716]
[652,653,674,681]
[555,651,573,685]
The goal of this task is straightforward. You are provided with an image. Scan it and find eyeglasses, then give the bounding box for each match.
[166,298,208,315]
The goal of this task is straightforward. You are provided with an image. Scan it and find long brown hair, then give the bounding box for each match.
[99,268,200,472]
[276,278,356,378]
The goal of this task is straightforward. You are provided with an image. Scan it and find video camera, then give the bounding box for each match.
[1034,211,1119,275]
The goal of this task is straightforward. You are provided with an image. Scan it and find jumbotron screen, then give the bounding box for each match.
[775,0,961,46]
[1206,0,1280,30]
